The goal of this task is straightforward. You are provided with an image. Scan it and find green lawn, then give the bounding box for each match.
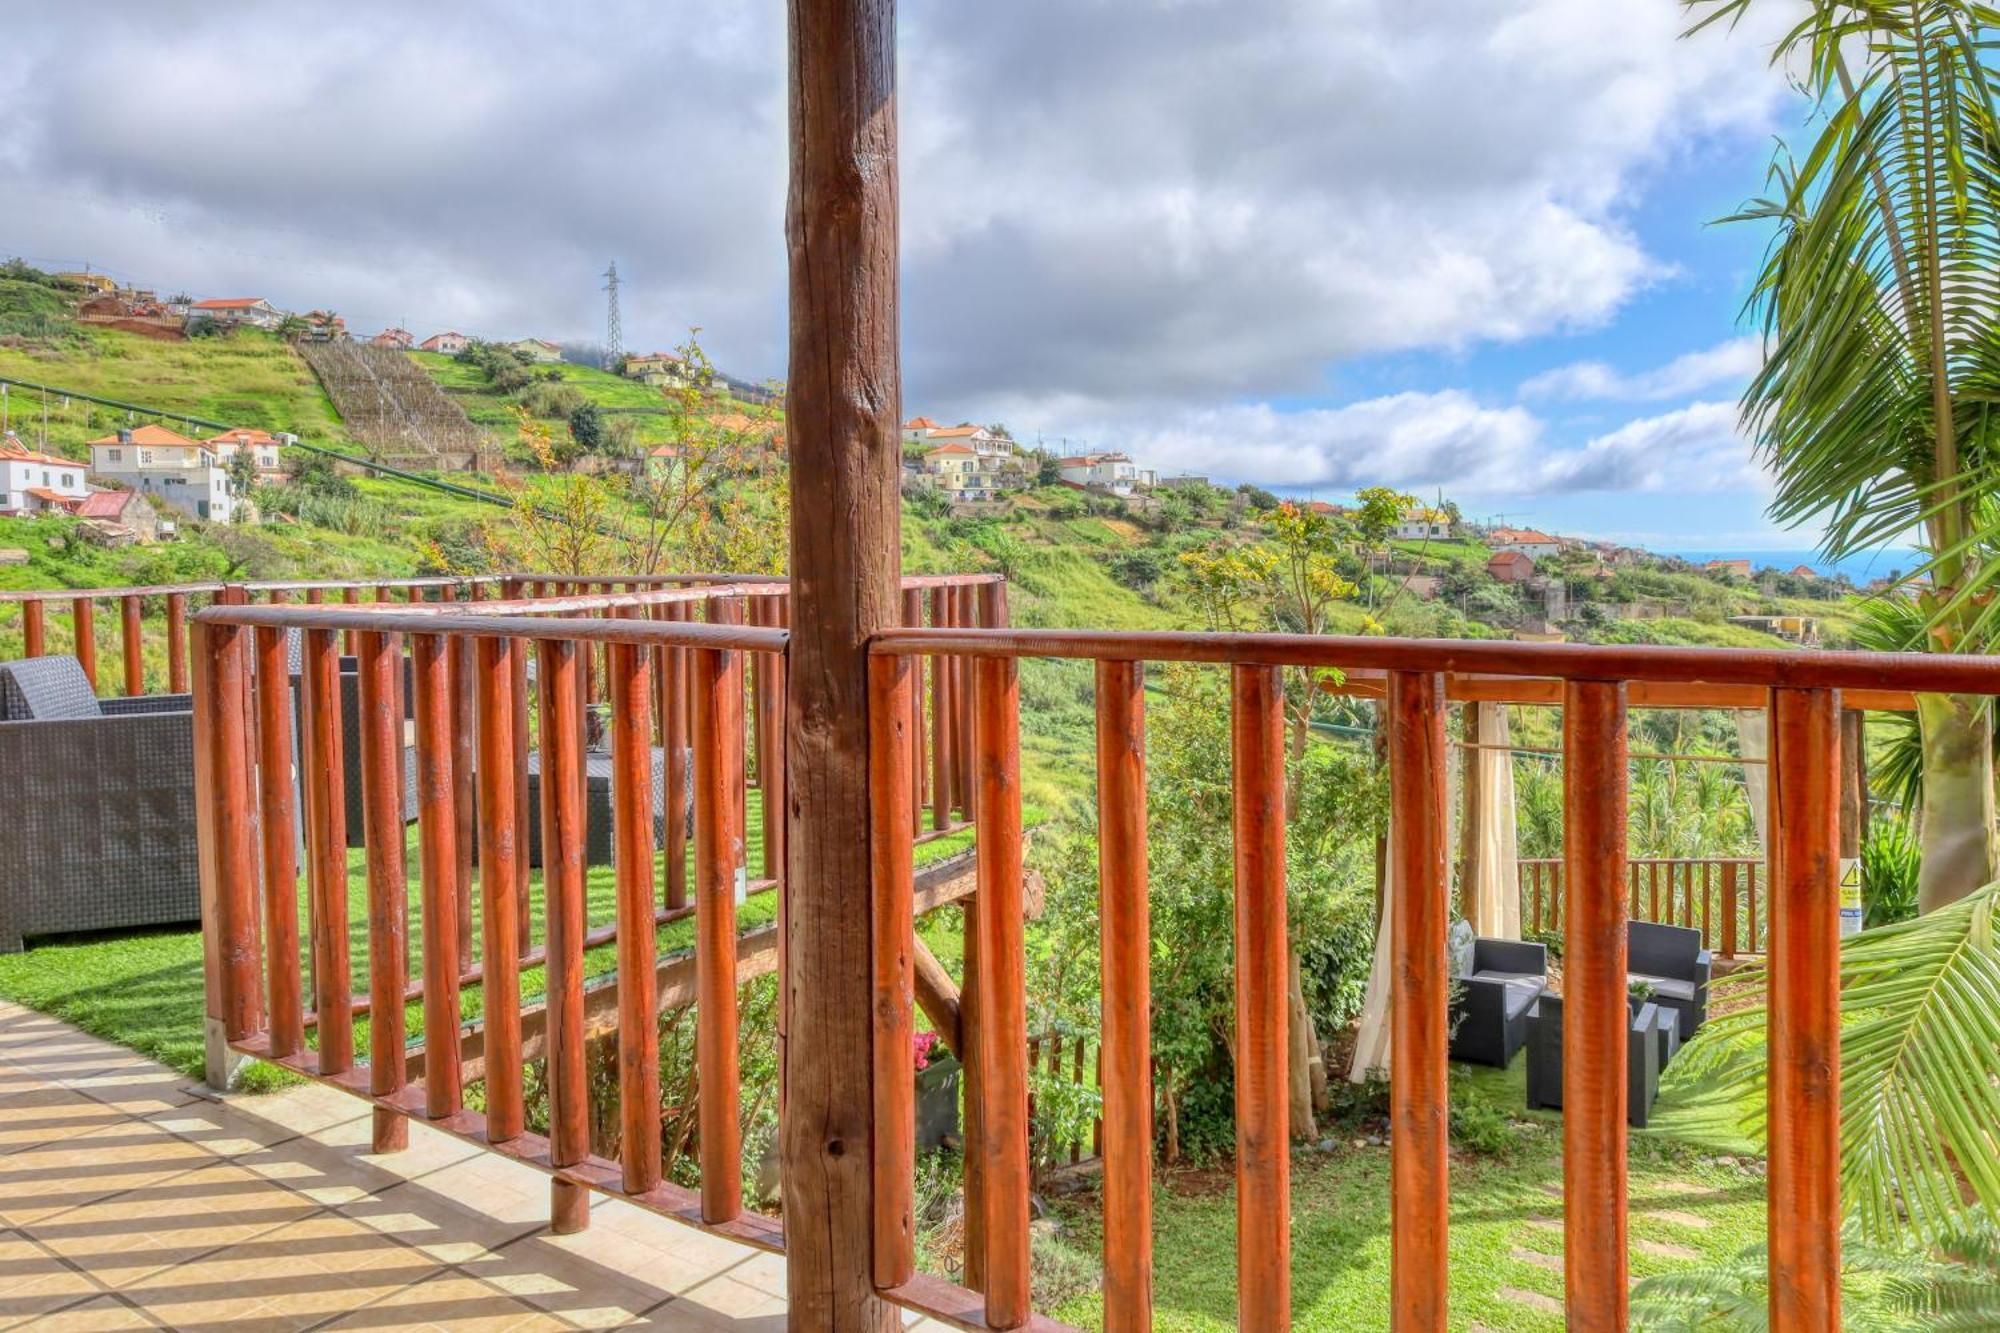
[0,788,992,1090]
[1047,1057,1767,1331]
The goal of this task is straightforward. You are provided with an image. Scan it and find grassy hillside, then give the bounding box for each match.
[411,348,696,450]
[0,325,354,454]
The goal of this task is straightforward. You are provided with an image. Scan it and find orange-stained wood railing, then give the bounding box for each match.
[1520,856,1763,958]
[191,573,1000,1255]
[861,625,1948,1332]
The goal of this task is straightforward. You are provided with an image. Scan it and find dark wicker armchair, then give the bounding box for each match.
[1628,921,1711,1040]
[1447,924,1548,1068]
[0,657,199,952]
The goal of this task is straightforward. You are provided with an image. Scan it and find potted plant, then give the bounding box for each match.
[913,1031,962,1150]
[1627,977,1656,1015]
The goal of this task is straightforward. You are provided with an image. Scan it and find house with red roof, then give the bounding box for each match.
[0,433,90,515]
[420,331,470,355]
[86,425,252,523]
[75,488,159,542]
[204,428,287,478]
[1486,550,1537,584]
[369,328,414,350]
[191,297,285,331]
[1486,527,1566,560]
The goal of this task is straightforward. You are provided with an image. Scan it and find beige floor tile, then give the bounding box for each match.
[217,1081,373,1139]
[122,1213,440,1330]
[0,1083,129,1152]
[531,1197,754,1298]
[1,1294,159,1331]
[312,1113,487,1183]
[321,1271,570,1330]
[59,1067,204,1118]
[28,1162,320,1285]
[0,1121,216,1227]
[0,1229,102,1329]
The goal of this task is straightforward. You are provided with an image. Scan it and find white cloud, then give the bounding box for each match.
[1520,336,1764,402]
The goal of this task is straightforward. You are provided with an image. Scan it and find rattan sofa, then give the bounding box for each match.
[0,657,199,952]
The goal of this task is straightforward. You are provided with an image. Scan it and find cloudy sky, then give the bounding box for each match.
[0,1,1842,550]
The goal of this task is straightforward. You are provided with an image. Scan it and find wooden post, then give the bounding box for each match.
[413,634,462,1119]
[358,630,409,1154]
[21,597,46,658]
[694,645,744,1224]
[973,653,1027,1329]
[1563,680,1629,1329]
[1768,687,1840,1331]
[538,639,590,1234]
[1387,670,1446,1333]
[1233,663,1290,1330]
[475,635,524,1141]
[166,593,188,692]
[783,0,903,1323]
[121,594,145,696]
[1838,707,1865,862]
[72,597,96,691]
[254,625,303,1059]
[1097,659,1152,1330]
[1458,701,1481,920]
[303,629,352,1075]
[610,641,661,1194]
[868,653,915,1287]
[194,618,261,1089]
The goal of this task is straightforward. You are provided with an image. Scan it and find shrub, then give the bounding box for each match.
[1861,812,1920,928]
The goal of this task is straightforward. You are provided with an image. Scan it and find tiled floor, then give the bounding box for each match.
[0,1003,945,1331]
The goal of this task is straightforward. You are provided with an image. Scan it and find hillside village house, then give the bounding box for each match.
[204,428,287,479]
[922,443,1003,500]
[87,424,253,524]
[1486,549,1538,584]
[420,331,470,355]
[74,487,159,542]
[1393,507,1452,540]
[625,351,691,387]
[1057,450,1152,497]
[369,328,414,349]
[1157,473,1212,490]
[900,415,943,444]
[190,297,284,331]
[907,419,1028,498]
[56,270,119,294]
[1486,526,1566,560]
[1706,557,1754,579]
[0,433,89,515]
[509,337,564,363]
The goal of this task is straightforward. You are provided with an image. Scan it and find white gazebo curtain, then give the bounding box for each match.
[1348,704,1521,1082]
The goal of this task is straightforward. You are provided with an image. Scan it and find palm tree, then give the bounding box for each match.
[1691,0,2000,910]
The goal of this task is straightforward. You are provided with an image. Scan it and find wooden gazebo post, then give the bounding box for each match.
[783,0,902,1328]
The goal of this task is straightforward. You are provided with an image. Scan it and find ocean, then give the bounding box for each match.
[1658,548,1923,585]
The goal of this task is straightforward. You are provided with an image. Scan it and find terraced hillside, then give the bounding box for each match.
[298,340,486,465]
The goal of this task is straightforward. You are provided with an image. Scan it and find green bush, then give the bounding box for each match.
[1861,812,1920,929]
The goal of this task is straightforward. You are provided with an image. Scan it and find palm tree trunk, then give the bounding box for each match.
[1916,692,1996,912]
[1286,949,1317,1139]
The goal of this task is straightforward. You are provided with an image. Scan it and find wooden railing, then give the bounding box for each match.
[1520,856,1764,957]
[860,627,1982,1331]
[189,574,999,1243]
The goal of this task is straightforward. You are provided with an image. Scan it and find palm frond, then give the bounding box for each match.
[1670,880,2000,1244]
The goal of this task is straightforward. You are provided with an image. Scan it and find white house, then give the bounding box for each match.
[88,425,253,523]
[509,337,564,364]
[901,415,943,445]
[190,297,285,331]
[1057,451,1142,496]
[204,428,288,479]
[0,434,89,514]
[420,331,470,355]
[369,328,414,349]
[1486,527,1565,560]
[625,352,692,388]
[1394,508,1452,541]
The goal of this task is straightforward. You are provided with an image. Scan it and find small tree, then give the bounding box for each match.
[223,447,260,523]
[567,401,606,454]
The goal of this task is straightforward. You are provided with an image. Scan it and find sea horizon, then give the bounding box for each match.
[1657,546,1922,584]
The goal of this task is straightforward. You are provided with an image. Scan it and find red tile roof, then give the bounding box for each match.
[86,424,203,449]
[0,434,87,469]
[23,487,78,508]
[925,443,974,456]
[1488,527,1561,545]
[75,490,137,519]
[903,416,941,430]
[192,297,270,310]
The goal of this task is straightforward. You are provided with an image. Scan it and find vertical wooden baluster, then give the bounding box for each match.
[900,588,925,836]
[962,873,987,1293]
[930,586,951,830]
[1648,861,1660,923]
[1564,679,1629,1329]
[121,594,144,696]
[342,585,359,657]
[22,598,46,658]
[1748,862,1761,954]
[661,601,690,912]
[1387,669,1445,1333]
[1097,658,1153,1331]
[1702,862,1713,950]
[166,594,187,692]
[694,644,744,1223]
[358,629,409,1153]
[1722,862,1739,959]
[974,649,1027,1330]
[538,638,590,1232]
[1768,687,1840,1332]
[304,628,352,1074]
[254,623,303,1058]
[197,619,262,1053]
[954,588,974,816]
[510,626,532,958]
[72,597,97,691]
[611,640,661,1194]
[413,633,462,1119]
[753,596,786,882]
[868,651,915,1287]
[442,587,475,973]
[476,635,523,1140]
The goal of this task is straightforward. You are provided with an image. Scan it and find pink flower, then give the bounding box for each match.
[913,1031,941,1072]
